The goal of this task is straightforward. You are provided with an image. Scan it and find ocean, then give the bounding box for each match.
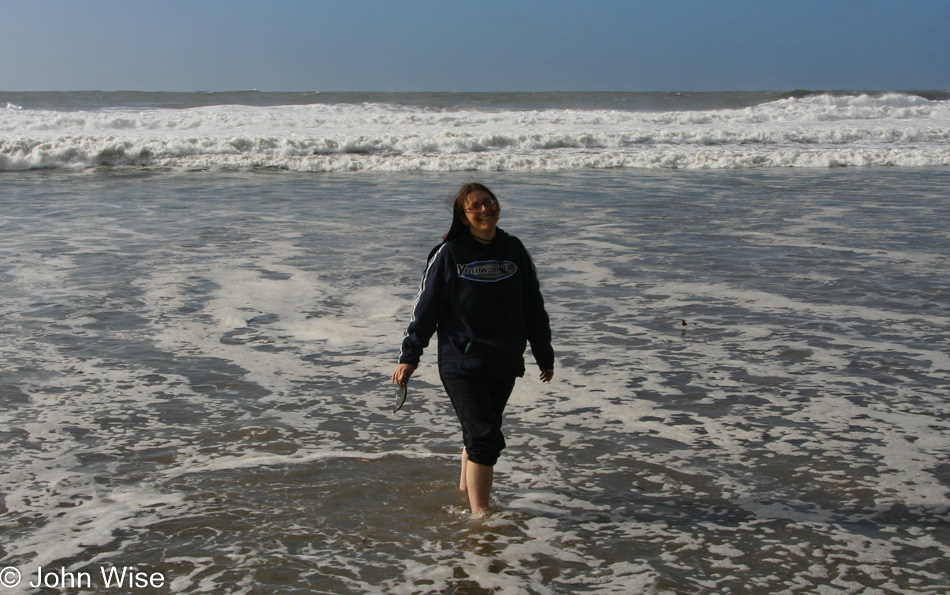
[1,91,949,594]
[3,90,950,172]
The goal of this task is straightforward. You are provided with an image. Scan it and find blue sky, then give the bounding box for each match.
[2,0,947,92]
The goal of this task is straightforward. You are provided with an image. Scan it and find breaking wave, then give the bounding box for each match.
[1,92,948,171]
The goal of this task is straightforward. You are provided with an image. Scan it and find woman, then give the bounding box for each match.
[392,182,554,517]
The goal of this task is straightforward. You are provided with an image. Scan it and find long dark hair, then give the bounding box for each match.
[427,182,501,263]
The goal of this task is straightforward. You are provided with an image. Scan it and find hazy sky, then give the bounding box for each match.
[2,0,947,92]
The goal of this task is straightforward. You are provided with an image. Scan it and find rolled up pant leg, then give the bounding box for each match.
[441,376,517,467]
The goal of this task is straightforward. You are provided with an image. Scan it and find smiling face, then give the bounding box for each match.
[463,189,500,240]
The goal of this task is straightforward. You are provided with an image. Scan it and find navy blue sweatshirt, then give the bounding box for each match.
[399,228,554,379]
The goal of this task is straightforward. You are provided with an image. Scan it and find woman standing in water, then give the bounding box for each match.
[392,182,554,518]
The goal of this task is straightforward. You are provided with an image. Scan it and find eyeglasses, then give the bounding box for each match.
[463,198,497,213]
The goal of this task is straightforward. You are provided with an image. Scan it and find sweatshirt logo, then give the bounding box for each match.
[457,260,518,282]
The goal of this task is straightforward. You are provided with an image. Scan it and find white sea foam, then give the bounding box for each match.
[1,169,948,593]
[1,93,948,171]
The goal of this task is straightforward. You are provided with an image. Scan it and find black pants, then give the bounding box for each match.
[440,375,517,467]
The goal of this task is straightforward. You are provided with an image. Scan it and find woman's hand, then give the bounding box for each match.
[392,363,416,387]
[539,369,554,383]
